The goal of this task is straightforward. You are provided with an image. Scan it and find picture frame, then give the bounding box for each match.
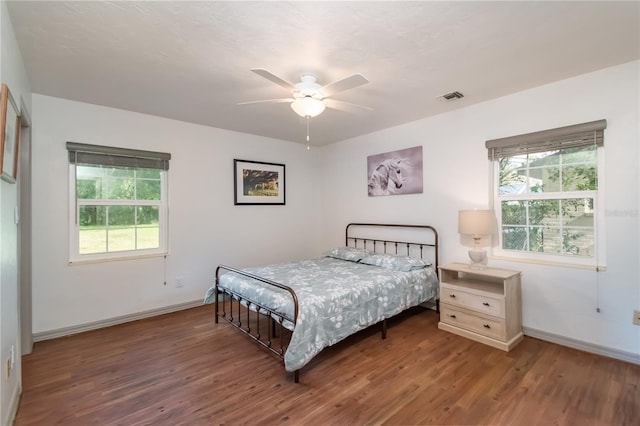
[0,84,20,184]
[234,159,286,205]
[367,145,423,197]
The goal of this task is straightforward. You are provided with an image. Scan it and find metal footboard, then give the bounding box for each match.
[214,265,301,382]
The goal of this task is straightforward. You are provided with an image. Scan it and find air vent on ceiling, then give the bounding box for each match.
[438,91,465,101]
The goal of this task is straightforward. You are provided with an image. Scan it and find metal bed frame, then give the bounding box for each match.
[214,223,439,383]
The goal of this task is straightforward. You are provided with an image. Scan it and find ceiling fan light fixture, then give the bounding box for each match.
[291,96,327,118]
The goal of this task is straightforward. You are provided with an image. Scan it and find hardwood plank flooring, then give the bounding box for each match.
[14,305,640,425]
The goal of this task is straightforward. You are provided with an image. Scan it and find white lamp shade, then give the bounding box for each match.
[458,209,495,236]
[291,97,327,118]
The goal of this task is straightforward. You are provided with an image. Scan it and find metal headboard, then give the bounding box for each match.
[345,223,439,270]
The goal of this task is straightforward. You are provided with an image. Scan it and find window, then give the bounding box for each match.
[67,142,170,262]
[486,120,606,268]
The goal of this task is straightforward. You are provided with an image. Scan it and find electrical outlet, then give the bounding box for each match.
[175,277,184,288]
[633,310,640,326]
[6,346,15,378]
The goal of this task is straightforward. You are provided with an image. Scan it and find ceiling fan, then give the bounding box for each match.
[240,68,372,118]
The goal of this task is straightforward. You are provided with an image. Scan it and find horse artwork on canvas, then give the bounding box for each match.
[367,158,410,196]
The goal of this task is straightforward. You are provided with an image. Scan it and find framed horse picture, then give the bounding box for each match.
[367,146,423,196]
[234,159,286,205]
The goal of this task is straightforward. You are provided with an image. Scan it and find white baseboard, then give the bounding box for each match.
[5,383,21,426]
[523,326,640,365]
[31,302,639,366]
[33,300,204,342]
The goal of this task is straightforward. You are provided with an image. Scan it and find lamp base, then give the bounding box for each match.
[468,248,488,270]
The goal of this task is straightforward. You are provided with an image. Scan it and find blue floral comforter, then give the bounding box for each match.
[204,257,439,372]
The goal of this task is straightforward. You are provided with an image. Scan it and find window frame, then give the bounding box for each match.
[67,144,170,264]
[487,122,607,270]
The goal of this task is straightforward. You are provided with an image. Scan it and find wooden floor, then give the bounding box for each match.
[15,305,640,425]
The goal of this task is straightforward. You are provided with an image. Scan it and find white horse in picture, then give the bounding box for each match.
[367,158,410,196]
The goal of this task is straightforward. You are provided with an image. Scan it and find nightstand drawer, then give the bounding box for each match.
[440,285,504,318]
[440,304,505,341]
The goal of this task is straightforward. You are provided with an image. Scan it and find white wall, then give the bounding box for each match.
[0,1,32,424]
[317,61,640,359]
[31,95,321,334]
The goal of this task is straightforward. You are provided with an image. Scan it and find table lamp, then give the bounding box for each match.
[458,209,495,269]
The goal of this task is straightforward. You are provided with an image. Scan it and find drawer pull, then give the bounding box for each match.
[449,294,456,298]
[483,302,490,306]
[483,324,491,329]
[449,314,457,319]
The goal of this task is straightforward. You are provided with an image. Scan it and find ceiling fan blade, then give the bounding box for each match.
[250,69,296,91]
[321,74,369,97]
[326,99,373,114]
[238,98,293,105]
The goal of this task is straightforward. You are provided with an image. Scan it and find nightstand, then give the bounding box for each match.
[438,262,523,351]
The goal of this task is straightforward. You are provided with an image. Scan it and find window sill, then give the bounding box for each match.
[68,252,168,266]
[489,254,606,272]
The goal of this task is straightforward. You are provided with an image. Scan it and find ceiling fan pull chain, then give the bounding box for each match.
[306,116,311,149]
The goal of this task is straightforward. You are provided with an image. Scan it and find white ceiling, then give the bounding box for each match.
[7,1,640,146]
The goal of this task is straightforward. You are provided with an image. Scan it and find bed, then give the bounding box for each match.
[203,223,439,382]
